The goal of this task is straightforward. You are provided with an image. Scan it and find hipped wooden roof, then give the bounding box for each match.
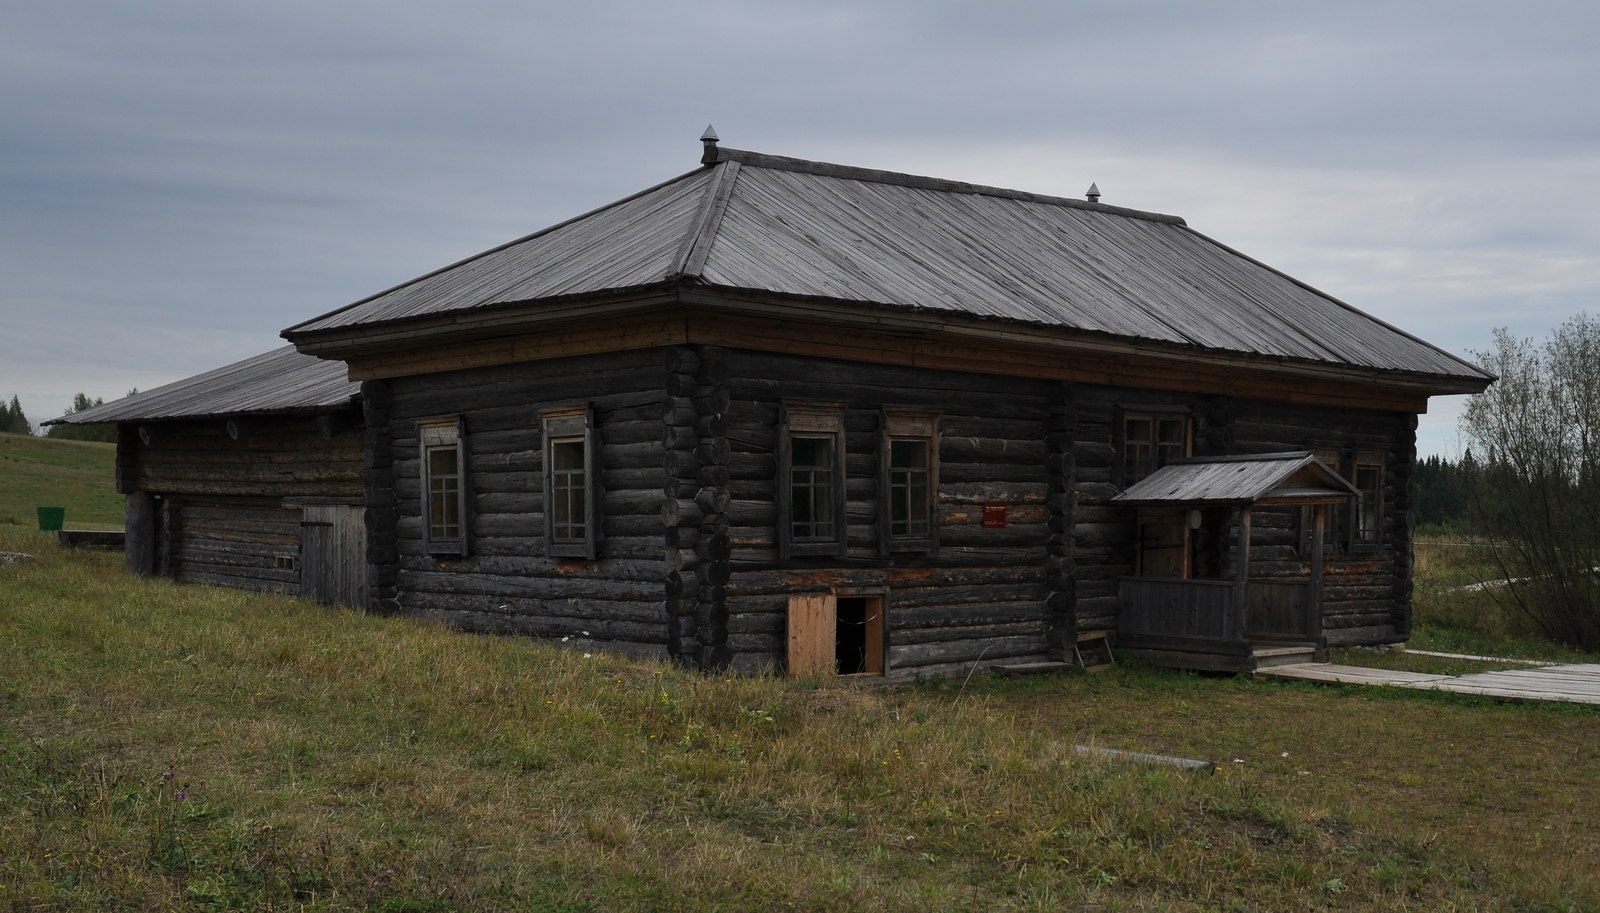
[50,346,361,425]
[285,144,1490,388]
[1112,452,1360,507]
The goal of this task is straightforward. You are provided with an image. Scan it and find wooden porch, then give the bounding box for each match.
[1109,452,1357,673]
[1116,576,1327,673]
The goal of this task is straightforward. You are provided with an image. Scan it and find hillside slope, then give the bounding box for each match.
[0,432,121,530]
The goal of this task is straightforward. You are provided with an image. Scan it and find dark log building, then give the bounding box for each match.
[64,134,1493,676]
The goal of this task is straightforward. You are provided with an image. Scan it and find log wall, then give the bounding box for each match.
[713,351,1059,677]
[379,350,673,660]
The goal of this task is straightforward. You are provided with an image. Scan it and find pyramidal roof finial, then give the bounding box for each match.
[700,124,720,164]
[1085,182,1101,204]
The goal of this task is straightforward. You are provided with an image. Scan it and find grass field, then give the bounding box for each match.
[0,432,122,531]
[4,528,1599,911]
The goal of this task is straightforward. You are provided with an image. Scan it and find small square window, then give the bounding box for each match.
[1122,412,1189,486]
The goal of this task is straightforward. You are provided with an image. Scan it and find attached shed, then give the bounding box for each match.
[265,133,1492,677]
[53,346,368,606]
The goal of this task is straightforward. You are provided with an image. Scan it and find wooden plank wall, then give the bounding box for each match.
[380,350,673,660]
[173,496,301,593]
[131,418,363,498]
[121,417,365,594]
[714,351,1058,677]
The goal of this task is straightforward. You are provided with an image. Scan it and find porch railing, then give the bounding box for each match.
[1117,578,1240,643]
[1118,577,1322,646]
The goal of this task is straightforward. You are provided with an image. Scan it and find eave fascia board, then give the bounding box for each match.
[284,286,681,359]
[674,287,1495,398]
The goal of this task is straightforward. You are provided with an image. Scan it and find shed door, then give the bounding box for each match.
[787,595,836,678]
[301,505,369,607]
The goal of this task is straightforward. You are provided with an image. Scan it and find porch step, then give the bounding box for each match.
[1251,645,1318,669]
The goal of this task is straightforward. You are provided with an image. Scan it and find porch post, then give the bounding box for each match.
[1232,506,1251,643]
[1310,504,1326,644]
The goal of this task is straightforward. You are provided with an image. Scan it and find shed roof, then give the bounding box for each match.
[285,144,1490,386]
[1111,452,1360,507]
[50,346,361,425]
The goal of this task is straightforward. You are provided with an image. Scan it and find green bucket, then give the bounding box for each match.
[36,507,65,532]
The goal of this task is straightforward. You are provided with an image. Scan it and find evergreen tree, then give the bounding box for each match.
[45,392,115,442]
[0,395,32,434]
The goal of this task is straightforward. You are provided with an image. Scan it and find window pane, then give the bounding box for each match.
[1156,418,1186,469]
[553,439,587,541]
[427,445,460,541]
[1124,418,1152,483]
[790,435,835,539]
[889,439,931,537]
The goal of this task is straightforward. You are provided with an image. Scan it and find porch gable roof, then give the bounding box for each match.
[1111,451,1359,507]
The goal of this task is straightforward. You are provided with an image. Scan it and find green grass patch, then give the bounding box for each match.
[0,432,121,530]
[4,528,1600,910]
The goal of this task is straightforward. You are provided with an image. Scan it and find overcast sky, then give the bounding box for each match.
[3,1,1596,457]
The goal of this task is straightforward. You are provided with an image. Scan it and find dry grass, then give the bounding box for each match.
[4,526,1600,911]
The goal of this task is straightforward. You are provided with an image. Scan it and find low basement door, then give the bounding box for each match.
[787,595,884,677]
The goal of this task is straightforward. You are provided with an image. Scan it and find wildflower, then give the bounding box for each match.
[1280,751,1289,758]
[583,653,593,659]
[163,771,176,780]
[175,790,188,800]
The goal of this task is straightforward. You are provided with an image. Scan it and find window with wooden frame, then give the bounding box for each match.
[1119,410,1189,487]
[419,418,469,557]
[779,402,847,559]
[543,404,598,559]
[1352,450,1384,548]
[880,407,940,553]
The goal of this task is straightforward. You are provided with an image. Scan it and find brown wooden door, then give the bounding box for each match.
[1140,518,1188,579]
[301,504,369,608]
[787,594,836,678]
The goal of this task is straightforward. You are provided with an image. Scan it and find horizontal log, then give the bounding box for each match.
[889,634,1046,668]
[893,620,1046,645]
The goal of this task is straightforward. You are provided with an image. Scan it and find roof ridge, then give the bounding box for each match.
[669,160,742,280]
[706,146,1187,227]
[283,165,712,338]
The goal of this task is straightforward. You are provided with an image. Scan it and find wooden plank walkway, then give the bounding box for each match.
[1259,663,1600,706]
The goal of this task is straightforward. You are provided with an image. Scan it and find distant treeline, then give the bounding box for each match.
[1415,452,1476,532]
[0,391,131,442]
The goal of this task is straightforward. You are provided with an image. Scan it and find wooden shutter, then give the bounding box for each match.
[787,594,836,678]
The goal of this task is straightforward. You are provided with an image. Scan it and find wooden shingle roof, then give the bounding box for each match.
[51,346,360,425]
[285,143,1490,386]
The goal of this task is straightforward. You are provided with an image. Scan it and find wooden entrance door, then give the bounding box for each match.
[1140,515,1188,579]
[300,504,369,607]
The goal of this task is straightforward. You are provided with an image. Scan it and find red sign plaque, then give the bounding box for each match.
[982,502,1007,529]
